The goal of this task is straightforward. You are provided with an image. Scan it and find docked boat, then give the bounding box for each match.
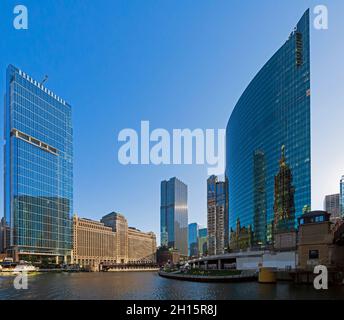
[13,263,38,273]
[0,261,17,272]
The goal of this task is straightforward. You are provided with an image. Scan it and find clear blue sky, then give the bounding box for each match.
[0,0,343,244]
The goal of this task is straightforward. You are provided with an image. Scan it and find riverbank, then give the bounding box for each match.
[107,268,160,272]
[158,269,257,282]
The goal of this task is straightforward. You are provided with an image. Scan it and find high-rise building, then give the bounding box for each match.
[72,215,117,269]
[324,194,340,221]
[188,223,199,257]
[160,177,188,256]
[226,11,311,248]
[4,65,73,262]
[198,228,208,257]
[101,212,128,263]
[340,176,344,217]
[72,213,156,269]
[207,175,228,255]
[0,218,7,254]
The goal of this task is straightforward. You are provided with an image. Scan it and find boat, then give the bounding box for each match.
[13,263,38,273]
[61,264,81,272]
[0,261,17,272]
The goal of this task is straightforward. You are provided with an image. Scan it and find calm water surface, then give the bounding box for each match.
[0,272,343,300]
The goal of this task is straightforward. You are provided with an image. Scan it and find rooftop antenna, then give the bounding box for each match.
[41,75,48,85]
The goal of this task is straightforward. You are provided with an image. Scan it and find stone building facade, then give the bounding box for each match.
[297,211,341,270]
[72,213,156,269]
[72,216,117,268]
[128,227,156,263]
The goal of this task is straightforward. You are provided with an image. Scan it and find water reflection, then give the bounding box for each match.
[0,272,343,300]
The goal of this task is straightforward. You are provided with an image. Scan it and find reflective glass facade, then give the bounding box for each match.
[226,11,311,247]
[198,227,207,256]
[5,65,73,258]
[188,223,199,257]
[340,176,344,217]
[160,177,188,256]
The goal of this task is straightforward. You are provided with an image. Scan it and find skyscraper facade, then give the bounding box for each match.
[160,177,188,256]
[324,194,340,220]
[4,65,73,261]
[198,227,208,257]
[340,176,344,218]
[188,223,199,257]
[207,175,228,255]
[226,11,311,248]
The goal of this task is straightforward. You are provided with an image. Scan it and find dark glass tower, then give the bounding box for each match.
[188,223,199,257]
[4,65,73,261]
[226,11,311,247]
[160,177,188,256]
[340,176,344,217]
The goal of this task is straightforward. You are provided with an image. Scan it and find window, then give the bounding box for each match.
[309,250,319,260]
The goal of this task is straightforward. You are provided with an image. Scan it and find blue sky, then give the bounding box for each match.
[0,0,343,244]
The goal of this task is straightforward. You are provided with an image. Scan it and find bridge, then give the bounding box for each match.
[188,250,297,270]
[100,261,159,271]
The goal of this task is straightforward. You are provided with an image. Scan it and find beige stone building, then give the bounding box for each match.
[72,212,156,269]
[128,227,156,263]
[72,216,117,268]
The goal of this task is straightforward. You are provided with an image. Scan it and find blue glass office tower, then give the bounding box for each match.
[188,223,199,257]
[198,228,208,256]
[160,177,188,256]
[226,11,311,247]
[340,176,344,217]
[4,65,73,261]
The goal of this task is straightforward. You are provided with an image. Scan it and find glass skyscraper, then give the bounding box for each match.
[188,223,199,257]
[340,176,344,217]
[226,11,311,247]
[160,177,188,256]
[207,175,228,255]
[198,227,208,256]
[4,65,73,261]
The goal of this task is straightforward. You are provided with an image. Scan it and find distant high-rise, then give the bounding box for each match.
[160,177,188,256]
[198,228,208,257]
[226,11,311,247]
[207,175,228,255]
[4,65,73,262]
[324,194,340,220]
[340,176,344,217]
[188,223,199,257]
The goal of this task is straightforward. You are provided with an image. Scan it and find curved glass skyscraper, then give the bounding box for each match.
[226,10,311,248]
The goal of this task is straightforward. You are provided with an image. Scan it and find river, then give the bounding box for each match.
[0,272,343,300]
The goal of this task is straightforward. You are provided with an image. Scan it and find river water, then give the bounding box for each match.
[0,272,343,300]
